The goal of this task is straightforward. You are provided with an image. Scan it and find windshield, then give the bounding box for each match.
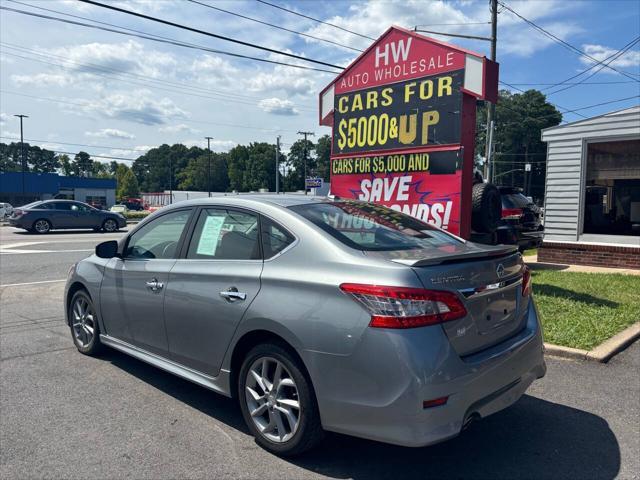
[502,193,531,209]
[289,201,462,251]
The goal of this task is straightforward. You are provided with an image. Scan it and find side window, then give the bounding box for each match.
[261,217,295,259]
[187,208,260,260]
[125,210,191,260]
[53,202,72,211]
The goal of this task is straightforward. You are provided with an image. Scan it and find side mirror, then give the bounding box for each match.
[96,240,119,259]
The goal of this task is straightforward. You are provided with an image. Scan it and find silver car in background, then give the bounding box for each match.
[64,195,546,456]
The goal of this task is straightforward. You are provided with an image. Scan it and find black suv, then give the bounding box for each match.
[496,187,544,251]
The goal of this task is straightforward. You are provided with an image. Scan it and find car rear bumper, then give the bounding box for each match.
[8,218,29,228]
[304,298,545,447]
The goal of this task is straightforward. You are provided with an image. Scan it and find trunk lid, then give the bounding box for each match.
[367,242,527,357]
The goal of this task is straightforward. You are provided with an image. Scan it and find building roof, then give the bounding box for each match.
[542,105,640,133]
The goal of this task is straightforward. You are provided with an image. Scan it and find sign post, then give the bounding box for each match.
[319,26,498,238]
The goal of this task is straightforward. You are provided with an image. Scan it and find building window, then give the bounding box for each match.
[584,139,640,236]
[85,196,107,209]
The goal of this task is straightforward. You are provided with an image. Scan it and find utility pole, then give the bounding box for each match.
[168,155,172,205]
[275,135,281,194]
[205,136,213,197]
[14,114,28,196]
[485,0,498,183]
[297,131,314,194]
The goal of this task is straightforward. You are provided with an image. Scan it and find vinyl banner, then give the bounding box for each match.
[332,69,463,156]
[330,149,463,234]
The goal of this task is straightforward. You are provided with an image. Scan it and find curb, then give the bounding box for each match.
[544,322,640,363]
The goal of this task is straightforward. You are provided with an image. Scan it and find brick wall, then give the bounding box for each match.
[538,242,640,269]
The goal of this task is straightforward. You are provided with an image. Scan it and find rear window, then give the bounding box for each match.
[22,201,42,209]
[502,193,531,209]
[289,201,461,251]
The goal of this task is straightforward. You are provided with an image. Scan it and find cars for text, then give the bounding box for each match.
[65,196,546,455]
[10,200,126,233]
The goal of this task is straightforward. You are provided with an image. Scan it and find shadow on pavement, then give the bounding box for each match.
[533,283,618,308]
[105,350,620,480]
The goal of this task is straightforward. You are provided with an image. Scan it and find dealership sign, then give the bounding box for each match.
[319,26,498,237]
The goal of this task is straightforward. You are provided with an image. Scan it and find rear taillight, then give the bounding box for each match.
[13,209,23,217]
[502,208,523,220]
[339,283,467,329]
[522,266,532,297]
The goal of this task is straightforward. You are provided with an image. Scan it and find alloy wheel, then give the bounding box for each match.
[245,356,301,443]
[34,220,50,233]
[103,219,117,232]
[71,296,96,348]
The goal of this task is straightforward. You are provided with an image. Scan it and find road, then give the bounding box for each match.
[1,225,638,479]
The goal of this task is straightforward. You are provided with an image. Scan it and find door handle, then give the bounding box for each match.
[220,287,246,302]
[146,278,164,292]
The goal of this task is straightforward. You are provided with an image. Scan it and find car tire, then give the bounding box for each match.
[238,343,324,456]
[102,218,118,232]
[471,182,501,233]
[68,290,103,356]
[33,219,52,234]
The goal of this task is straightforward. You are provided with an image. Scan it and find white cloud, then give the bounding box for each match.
[580,44,640,70]
[11,73,74,87]
[258,98,299,116]
[189,55,239,87]
[76,90,188,125]
[246,50,319,97]
[182,139,237,152]
[0,113,8,127]
[85,128,136,140]
[109,145,153,157]
[159,123,201,134]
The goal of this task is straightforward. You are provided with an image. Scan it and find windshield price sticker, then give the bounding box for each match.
[332,70,463,156]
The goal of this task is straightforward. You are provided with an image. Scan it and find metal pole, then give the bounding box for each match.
[275,135,280,194]
[205,136,213,197]
[484,0,498,182]
[14,114,28,196]
[297,131,314,194]
[169,155,172,205]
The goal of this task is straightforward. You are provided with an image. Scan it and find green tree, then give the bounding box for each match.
[74,151,93,177]
[29,146,60,173]
[58,154,73,176]
[117,168,140,199]
[315,134,331,182]
[227,145,249,191]
[177,153,229,192]
[0,142,22,172]
[284,138,316,191]
[132,144,203,192]
[476,89,562,202]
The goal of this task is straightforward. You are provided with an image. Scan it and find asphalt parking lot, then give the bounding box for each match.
[1,226,638,479]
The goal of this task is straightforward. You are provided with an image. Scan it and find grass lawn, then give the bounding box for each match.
[532,270,640,350]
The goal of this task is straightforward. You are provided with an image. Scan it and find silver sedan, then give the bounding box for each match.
[64,195,546,456]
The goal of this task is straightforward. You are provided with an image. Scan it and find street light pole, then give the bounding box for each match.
[297,131,314,194]
[205,136,213,197]
[14,114,28,196]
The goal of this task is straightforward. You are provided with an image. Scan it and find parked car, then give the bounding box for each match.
[496,187,544,251]
[65,196,545,455]
[110,204,128,214]
[0,202,14,219]
[10,200,126,233]
[123,198,145,211]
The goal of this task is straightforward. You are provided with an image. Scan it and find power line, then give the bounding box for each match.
[0,49,317,112]
[0,90,301,134]
[76,0,344,70]
[546,37,640,96]
[186,0,363,53]
[1,135,144,152]
[499,81,588,119]
[255,0,375,41]
[0,42,317,111]
[415,22,491,27]
[0,5,339,74]
[498,1,640,82]
[503,81,637,86]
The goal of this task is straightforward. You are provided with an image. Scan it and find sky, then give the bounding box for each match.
[0,0,639,165]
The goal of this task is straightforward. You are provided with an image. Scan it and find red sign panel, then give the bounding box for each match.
[321,27,492,238]
[334,28,465,94]
[330,150,463,232]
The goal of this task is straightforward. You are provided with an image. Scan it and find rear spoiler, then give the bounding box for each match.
[391,245,518,267]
